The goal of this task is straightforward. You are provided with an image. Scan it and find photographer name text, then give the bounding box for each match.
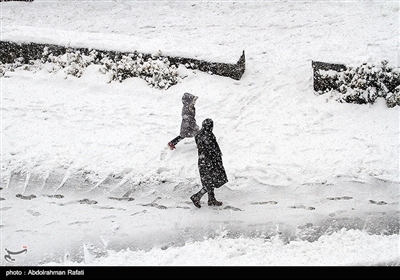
[6,269,84,276]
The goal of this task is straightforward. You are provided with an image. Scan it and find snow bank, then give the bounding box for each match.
[1,25,242,64]
[42,229,399,266]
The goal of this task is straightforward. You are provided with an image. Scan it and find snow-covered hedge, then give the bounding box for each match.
[2,47,181,89]
[98,51,179,89]
[40,48,180,89]
[0,41,245,88]
[314,61,400,108]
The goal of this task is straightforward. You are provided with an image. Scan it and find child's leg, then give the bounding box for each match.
[168,136,184,149]
[171,136,184,146]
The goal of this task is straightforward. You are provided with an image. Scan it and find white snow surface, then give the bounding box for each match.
[1,0,399,266]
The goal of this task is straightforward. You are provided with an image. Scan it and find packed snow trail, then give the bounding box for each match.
[1,168,398,265]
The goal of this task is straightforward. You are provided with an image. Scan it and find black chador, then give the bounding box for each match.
[190,118,228,208]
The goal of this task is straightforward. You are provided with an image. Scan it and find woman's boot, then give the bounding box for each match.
[208,190,222,206]
[190,193,201,208]
[190,187,207,208]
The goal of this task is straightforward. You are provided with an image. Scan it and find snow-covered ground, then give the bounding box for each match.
[1,0,399,266]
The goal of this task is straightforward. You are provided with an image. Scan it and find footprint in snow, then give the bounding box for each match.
[27,210,41,216]
[108,196,134,201]
[140,197,167,209]
[141,202,167,209]
[369,200,387,205]
[131,210,147,216]
[251,201,278,205]
[45,221,60,226]
[290,205,315,210]
[327,196,353,201]
[101,215,117,220]
[68,221,91,225]
[221,205,243,211]
[160,149,167,161]
[328,210,347,217]
[95,206,126,211]
[43,194,64,199]
[78,198,98,205]
[16,194,36,200]
[176,205,191,209]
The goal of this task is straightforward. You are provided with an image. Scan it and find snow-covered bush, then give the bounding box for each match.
[42,48,98,78]
[319,61,400,107]
[99,51,179,89]
[2,46,181,89]
[0,57,33,76]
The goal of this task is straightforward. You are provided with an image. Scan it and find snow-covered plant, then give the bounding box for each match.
[1,44,184,89]
[0,57,31,77]
[140,57,179,89]
[42,48,98,78]
[319,61,400,107]
[99,51,179,89]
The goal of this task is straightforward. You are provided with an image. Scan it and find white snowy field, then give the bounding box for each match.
[0,0,399,266]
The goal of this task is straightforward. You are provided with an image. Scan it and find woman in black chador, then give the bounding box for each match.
[190,118,228,208]
[168,92,199,150]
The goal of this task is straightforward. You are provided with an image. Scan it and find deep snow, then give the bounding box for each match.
[0,0,399,266]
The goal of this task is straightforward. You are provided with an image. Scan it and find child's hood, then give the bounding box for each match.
[182,92,198,107]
